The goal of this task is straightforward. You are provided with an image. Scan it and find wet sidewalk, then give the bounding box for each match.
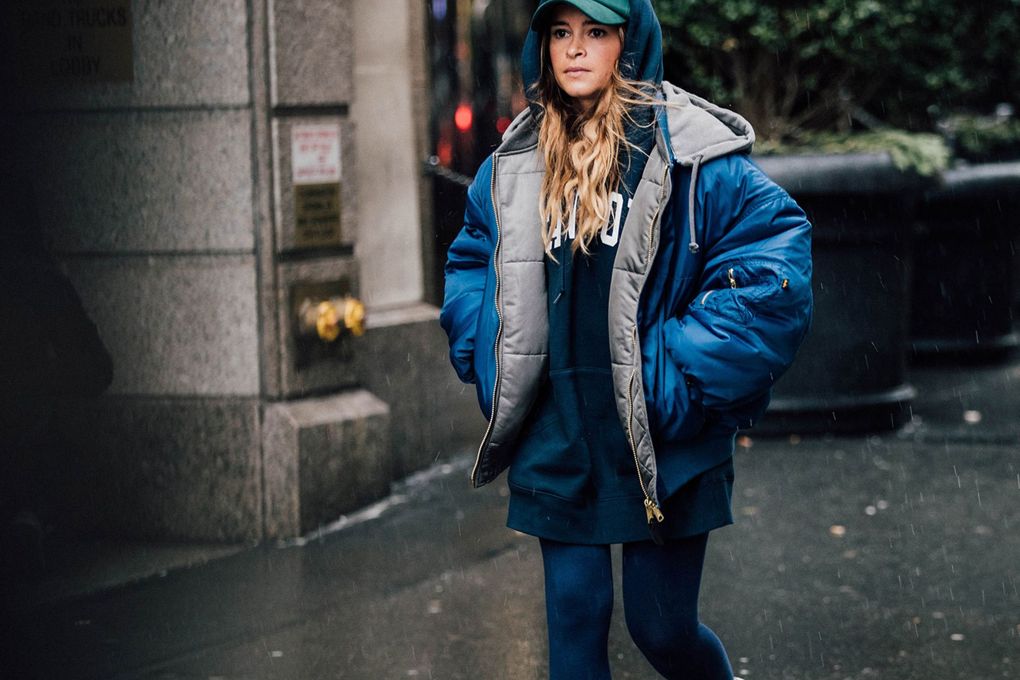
[3,356,1018,680]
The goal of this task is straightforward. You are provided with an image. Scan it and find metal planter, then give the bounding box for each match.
[910,162,1020,360]
[752,153,932,433]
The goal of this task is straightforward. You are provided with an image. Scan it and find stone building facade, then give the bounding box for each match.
[0,0,481,542]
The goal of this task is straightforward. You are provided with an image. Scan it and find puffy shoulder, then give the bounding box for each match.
[696,154,797,225]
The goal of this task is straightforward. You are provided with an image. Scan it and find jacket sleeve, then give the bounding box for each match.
[663,154,813,429]
[439,156,496,385]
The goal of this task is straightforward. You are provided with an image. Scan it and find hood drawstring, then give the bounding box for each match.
[687,153,703,255]
[553,191,579,304]
[553,235,567,304]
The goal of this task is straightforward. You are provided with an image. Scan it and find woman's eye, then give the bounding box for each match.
[552,28,569,39]
[590,28,607,38]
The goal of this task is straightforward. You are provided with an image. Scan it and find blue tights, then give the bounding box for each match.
[539,533,734,680]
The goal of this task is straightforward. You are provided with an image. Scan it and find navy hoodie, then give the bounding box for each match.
[505,0,735,544]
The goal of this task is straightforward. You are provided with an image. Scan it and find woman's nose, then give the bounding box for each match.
[567,37,585,57]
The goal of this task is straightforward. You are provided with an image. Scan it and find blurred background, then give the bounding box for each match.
[0,1,1017,678]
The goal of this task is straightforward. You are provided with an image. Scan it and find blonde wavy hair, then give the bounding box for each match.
[532,28,661,262]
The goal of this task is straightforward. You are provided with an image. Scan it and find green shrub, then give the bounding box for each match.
[940,113,1020,163]
[654,0,1020,142]
[757,131,952,177]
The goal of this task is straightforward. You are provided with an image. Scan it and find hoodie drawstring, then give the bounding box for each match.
[553,192,579,304]
[553,235,567,304]
[687,153,703,255]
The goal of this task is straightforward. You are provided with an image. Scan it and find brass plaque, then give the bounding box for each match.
[294,183,343,248]
[9,2,134,83]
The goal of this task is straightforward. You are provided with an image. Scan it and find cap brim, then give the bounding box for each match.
[530,1,627,31]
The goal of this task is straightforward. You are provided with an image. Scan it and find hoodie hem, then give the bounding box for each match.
[507,455,735,545]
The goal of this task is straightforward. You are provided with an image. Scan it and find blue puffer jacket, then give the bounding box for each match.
[440,0,812,533]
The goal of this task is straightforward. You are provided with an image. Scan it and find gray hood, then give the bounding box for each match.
[658,81,755,165]
[657,81,755,253]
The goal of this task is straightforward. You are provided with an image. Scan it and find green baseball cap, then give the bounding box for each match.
[530,0,630,30]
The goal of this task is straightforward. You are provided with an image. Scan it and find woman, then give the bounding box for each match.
[440,0,813,677]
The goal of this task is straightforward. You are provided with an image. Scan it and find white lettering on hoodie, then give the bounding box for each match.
[551,191,632,250]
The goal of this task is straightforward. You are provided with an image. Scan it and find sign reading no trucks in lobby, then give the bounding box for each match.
[8,1,133,83]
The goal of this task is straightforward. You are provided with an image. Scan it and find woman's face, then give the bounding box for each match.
[547,4,623,112]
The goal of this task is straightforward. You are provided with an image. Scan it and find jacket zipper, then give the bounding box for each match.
[470,153,503,486]
[627,327,664,525]
[627,161,671,529]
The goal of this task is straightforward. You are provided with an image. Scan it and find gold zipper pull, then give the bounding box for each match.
[644,498,665,523]
[727,268,737,289]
